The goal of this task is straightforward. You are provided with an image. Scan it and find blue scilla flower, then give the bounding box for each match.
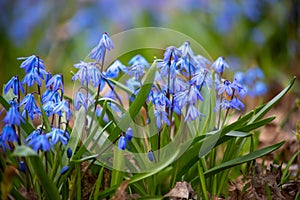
[18,55,46,73]
[42,90,61,104]
[128,54,150,69]
[188,85,204,104]
[174,89,189,109]
[25,129,40,143]
[72,61,88,85]
[1,125,18,143]
[232,79,247,98]
[233,71,245,84]
[147,150,154,162]
[219,98,244,110]
[126,77,141,92]
[106,60,127,78]
[46,128,70,146]
[3,101,24,126]
[177,57,198,76]
[60,166,69,175]
[27,133,52,152]
[46,74,64,92]
[20,93,41,120]
[245,67,264,85]
[45,72,52,85]
[22,67,47,87]
[163,46,182,63]
[154,105,170,129]
[53,100,71,121]
[67,147,72,159]
[217,80,234,96]
[178,41,194,58]
[194,55,211,69]
[0,136,10,151]
[170,77,187,94]
[158,60,178,79]
[19,161,26,173]
[190,68,212,88]
[74,91,94,110]
[43,101,55,117]
[125,128,133,141]
[89,32,114,62]
[184,104,205,122]
[250,81,267,97]
[118,135,127,150]
[127,63,145,80]
[4,76,24,95]
[211,57,229,75]
[153,91,171,107]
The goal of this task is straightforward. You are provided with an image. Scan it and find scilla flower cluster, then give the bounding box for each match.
[1,32,267,162]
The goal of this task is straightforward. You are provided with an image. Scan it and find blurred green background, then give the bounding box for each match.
[0,0,299,95]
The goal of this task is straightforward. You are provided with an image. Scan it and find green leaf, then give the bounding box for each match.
[280,150,300,184]
[204,141,285,177]
[107,60,157,141]
[12,146,37,157]
[249,77,295,124]
[236,116,276,132]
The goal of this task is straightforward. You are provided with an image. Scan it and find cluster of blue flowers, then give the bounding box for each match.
[70,33,268,153]
[1,55,70,152]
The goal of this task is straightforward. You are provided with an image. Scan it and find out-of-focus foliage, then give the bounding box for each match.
[0,0,299,91]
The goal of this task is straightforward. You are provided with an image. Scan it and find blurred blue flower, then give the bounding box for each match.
[18,55,46,73]
[184,104,205,122]
[163,46,182,62]
[170,77,187,94]
[217,80,233,96]
[4,76,24,95]
[153,91,171,107]
[174,89,189,109]
[147,150,154,162]
[128,55,150,69]
[158,60,178,79]
[118,135,127,150]
[1,125,18,142]
[178,41,194,58]
[20,93,41,120]
[72,61,88,85]
[194,55,211,69]
[46,128,70,146]
[250,81,267,97]
[46,74,64,92]
[67,147,72,159]
[0,136,10,151]
[27,133,52,152]
[219,97,245,110]
[25,129,40,143]
[43,101,55,117]
[89,32,114,62]
[190,69,212,88]
[53,100,71,120]
[232,79,247,98]
[19,161,26,173]
[245,67,264,85]
[125,128,133,141]
[22,67,47,87]
[154,105,170,129]
[106,60,127,78]
[42,89,61,104]
[211,57,229,75]
[188,85,203,104]
[3,101,24,126]
[127,63,145,80]
[60,166,69,175]
[74,91,93,110]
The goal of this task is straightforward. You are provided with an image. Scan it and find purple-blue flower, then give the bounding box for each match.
[74,91,93,110]
[27,133,52,152]
[211,57,229,75]
[163,46,182,62]
[20,93,41,120]
[3,101,24,126]
[153,91,171,107]
[148,150,154,162]
[60,166,69,175]
[217,80,233,96]
[53,100,71,120]
[125,128,133,141]
[43,101,55,117]
[178,41,194,58]
[184,104,205,122]
[154,105,170,129]
[22,67,47,87]
[4,76,24,95]
[106,60,127,78]
[89,32,114,62]
[46,74,64,92]
[190,69,212,88]
[218,97,245,110]
[0,136,10,151]
[128,54,149,69]
[42,90,61,104]
[18,55,46,73]
[1,125,18,142]
[67,147,72,158]
[118,135,127,150]
[158,60,178,79]
[46,128,70,146]
[127,63,145,80]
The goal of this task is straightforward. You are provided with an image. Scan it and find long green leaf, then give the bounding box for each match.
[249,77,295,124]
[204,141,285,177]
[13,146,60,199]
